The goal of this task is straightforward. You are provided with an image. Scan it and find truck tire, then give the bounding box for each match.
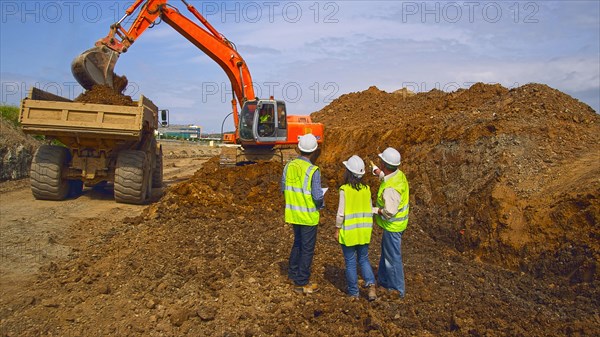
[30,145,70,200]
[114,150,151,204]
[152,145,163,188]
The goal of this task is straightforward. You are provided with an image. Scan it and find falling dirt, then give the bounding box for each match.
[113,74,129,94]
[74,83,135,106]
[1,83,599,336]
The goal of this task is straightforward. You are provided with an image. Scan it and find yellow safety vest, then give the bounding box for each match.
[339,184,373,246]
[283,159,319,225]
[375,170,409,232]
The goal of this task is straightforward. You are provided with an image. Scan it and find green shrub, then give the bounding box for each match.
[0,105,20,126]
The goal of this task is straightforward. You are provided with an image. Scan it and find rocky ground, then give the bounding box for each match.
[0,118,39,181]
[1,83,599,336]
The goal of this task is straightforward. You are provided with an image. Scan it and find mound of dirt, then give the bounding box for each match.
[312,82,599,283]
[74,84,135,106]
[1,82,599,336]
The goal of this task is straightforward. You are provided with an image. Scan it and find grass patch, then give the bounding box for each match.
[1,105,20,126]
[1,104,63,146]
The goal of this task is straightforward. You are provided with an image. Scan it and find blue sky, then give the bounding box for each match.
[1,1,599,133]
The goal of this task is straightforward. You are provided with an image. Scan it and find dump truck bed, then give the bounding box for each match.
[20,87,158,143]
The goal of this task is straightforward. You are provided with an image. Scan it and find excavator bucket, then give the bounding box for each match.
[71,46,125,91]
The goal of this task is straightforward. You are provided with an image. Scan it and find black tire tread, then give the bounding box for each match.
[152,147,163,188]
[30,145,69,200]
[114,150,148,204]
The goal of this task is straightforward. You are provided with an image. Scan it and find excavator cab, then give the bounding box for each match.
[239,99,287,144]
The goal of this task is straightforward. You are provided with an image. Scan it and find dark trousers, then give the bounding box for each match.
[288,224,317,286]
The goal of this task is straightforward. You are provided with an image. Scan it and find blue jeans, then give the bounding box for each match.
[341,244,376,296]
[288,224,317,286]
[378,230,405,297]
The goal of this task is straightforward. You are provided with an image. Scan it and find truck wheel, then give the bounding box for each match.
[114,150,150,204]
[30,145,70,200]
[152,145,163,188]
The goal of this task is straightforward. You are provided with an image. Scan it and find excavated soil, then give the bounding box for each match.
[1,83,599,336]
[313,83,599,283]
[74,83,135,106]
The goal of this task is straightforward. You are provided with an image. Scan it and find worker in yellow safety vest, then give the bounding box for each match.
[281,133,324,294]
[335,155,377,301]
[371,147,409,298]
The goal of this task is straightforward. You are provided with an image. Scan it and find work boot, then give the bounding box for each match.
[367,284,377,301]
[294,283,319,294]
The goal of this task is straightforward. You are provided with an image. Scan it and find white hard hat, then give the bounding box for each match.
[298,133,318,153]
[378,147,401,166]
[343,155,365,178]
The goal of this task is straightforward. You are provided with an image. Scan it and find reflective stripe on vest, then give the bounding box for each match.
[375,170,409,232]
[284,159,319,225]
[339,184,373,246]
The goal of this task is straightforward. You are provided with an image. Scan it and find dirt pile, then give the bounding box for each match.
[74,84,135,106]
[312,82,599,283]
[1,83,599,336]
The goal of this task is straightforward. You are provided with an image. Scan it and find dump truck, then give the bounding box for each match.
[20,87,166,204]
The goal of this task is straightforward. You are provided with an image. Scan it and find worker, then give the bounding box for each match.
[371,147,409,298]
[259,108,271,123]
[335,155,377,301]
[281,133,324,294]
[258,106,274,137]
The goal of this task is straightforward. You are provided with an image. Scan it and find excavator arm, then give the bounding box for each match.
[71,0,256,137]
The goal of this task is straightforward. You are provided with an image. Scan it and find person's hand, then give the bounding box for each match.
[370,160,381,176]
[334,228,339,242]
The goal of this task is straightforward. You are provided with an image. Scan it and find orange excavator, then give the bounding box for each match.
[71,0,323,165]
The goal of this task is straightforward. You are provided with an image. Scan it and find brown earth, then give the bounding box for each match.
[74,84,135,106]
[1,83,599,336]
[313,83,599,283]
[0,141,219,334]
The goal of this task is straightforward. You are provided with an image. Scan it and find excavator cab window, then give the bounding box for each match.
[257,103,276,137]
[239,101,257,141]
